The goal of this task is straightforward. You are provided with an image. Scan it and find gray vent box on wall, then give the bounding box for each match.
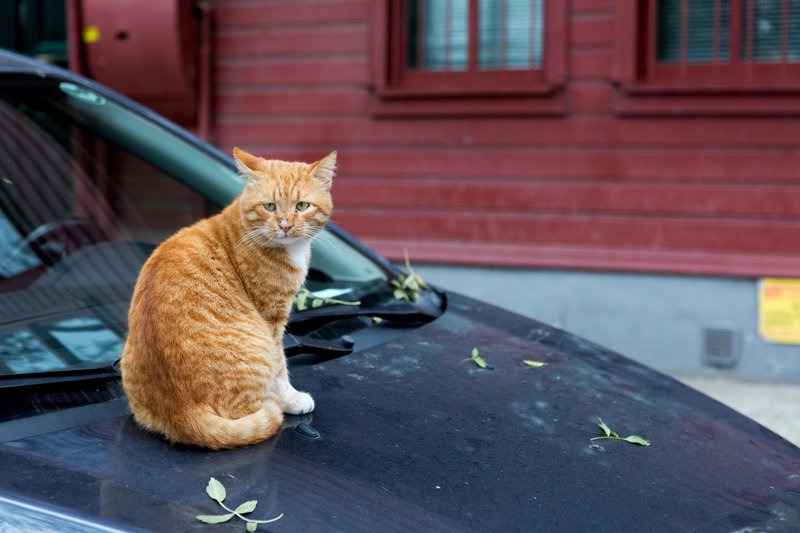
[702,324,741,368]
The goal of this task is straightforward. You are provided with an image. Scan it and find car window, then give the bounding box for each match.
[0,77,386,378]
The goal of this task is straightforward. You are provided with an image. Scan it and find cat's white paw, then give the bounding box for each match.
[283,391,315,415]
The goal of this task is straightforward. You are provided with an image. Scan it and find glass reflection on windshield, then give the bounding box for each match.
[0,330,62,374]
[45,317,124,365]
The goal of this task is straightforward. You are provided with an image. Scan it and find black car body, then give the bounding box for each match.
[0,50,799,532]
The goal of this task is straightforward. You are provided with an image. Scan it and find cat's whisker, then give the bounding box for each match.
[309,229,348,262]
[237,227,270,249]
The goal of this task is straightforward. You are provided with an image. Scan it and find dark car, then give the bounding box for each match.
[0,49,799,532]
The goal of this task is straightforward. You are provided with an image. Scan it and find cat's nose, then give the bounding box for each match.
[280,223,293,232]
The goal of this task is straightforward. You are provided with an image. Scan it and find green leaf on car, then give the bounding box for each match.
[235,500,258,515]
[591,418,650,446]
[196,514,234,524]
[622,435,652,446]
[196,477,283,530]
[522,360,547,368]
[293,287,360,312]
[391,251,431,303]
[205,477,226,503]
[464,347,490,369]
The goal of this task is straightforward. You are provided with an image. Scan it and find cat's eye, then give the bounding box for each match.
[263,202,277,212]
[295,201,310,212]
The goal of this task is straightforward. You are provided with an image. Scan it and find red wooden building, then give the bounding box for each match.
[67,0,800,278]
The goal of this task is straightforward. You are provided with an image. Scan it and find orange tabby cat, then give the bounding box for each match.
[120,148,336,449]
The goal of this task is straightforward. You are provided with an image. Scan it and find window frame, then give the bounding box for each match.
[616,0,800,116]
[370,0,567,116]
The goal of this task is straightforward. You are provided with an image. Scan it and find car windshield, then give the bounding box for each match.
[0,75,388,378]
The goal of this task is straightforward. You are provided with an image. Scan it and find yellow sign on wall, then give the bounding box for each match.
[759,278,800,345]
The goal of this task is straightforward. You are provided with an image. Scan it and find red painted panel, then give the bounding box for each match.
[81,0,196,98]
[215,57,369,86]
[215,90,369,116]
[216,26,368,58]
[216,117,800,150]
[572,0,615,13]
[215,0,369,28]
[364,238,800,278]
[570,18,614,47]
[568,83,613,113]
[616,92,800,116]
[334,209,800,253]
[570,50,613,78]
[333,179,800,218]
[231,147,800,183]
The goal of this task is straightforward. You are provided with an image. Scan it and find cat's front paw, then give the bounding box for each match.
[283,391,315,415]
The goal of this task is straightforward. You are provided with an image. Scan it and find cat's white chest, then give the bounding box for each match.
[285,240,311,277]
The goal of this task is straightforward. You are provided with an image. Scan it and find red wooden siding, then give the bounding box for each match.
[210,0,800,277]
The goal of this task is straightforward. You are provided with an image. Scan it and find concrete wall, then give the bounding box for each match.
[414,265,800,384]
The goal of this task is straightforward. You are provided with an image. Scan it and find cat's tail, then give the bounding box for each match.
[170,398,284,450]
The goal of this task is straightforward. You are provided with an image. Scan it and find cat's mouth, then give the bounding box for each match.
[274,232,303,245]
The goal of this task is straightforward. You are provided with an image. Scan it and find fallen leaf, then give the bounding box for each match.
[468,347,489,369]
[196,513,234,524]
[597,418,618,439]
[206,477,226,503]
[235,500,258,514]
[523,360,547,368]
[196,478,283,530]
[622,435,651,446]
[592,418,650,447]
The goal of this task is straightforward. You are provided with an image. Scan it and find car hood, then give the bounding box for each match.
[1,293,799,531]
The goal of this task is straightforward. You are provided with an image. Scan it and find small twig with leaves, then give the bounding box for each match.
[464,347,493,370]
[196,477,283,531]
[294,287,360,311]
[591,418,651,447]
[391,250,430,303]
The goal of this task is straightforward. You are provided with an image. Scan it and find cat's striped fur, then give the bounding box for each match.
[120,148,336,449]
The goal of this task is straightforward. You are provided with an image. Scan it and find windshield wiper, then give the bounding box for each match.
[0,360,120,390]
[1,290,444,387]
[288,293,442,331]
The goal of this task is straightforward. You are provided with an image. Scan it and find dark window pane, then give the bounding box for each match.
[745,0,784,61]
[406,0,419,69]
[687,0,728,62]
[478,0,543,70]
[791,0,800,60]
[657,0,683,62]
[720,1,731,61]
[406,0,469,72]
[657,0,730,63]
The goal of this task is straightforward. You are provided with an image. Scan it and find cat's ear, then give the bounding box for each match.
[232,147,262,181]
[309,151,337,191]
